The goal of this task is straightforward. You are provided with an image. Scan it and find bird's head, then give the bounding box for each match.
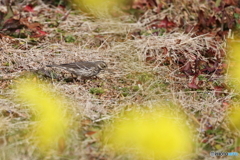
[95,61,107,70]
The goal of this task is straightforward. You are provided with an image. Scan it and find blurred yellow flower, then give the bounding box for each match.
[103,106,194,160]
[71,0,127,18]
[227,39,240,91]
[229,105,240,131]
[15,78,69,152]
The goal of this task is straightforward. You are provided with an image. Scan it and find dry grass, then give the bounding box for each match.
[0,1,236,160]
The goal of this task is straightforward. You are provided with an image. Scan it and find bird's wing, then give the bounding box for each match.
[61,62,96,69]
[59,63,80,69]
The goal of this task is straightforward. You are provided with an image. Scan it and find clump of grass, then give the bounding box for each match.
[127,72,154,84]
[64,35,76,43]
[89,87,105,95]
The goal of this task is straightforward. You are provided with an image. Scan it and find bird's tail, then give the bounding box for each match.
[46,64,57,67]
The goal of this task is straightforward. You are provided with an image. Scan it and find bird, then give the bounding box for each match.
[46,61,107,79]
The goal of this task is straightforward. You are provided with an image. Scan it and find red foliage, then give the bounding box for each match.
[23,4,34,12]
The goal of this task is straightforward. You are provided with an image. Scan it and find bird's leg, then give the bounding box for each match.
[83,78,86,84]
[94,76,100,80]
[71,73,76,83]
[75,76,85,84]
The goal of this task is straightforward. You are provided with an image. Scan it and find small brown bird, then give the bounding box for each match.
[46,61,107,79]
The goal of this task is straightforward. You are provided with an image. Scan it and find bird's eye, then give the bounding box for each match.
[102,63,107,68]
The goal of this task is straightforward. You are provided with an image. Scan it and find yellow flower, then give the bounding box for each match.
[103,106,194,160]
[16,78,69,152]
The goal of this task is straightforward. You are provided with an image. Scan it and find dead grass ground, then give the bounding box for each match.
[0,2,237,160]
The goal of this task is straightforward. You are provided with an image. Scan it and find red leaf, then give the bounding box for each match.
[157,21,167,28]
[188,75,199,89]
[197,10,207,28]
[202,138,208,143]
[58,5,66,10]
[37,29,47,36]
[23,5,34,12]
[223,0,238,6]
[188,81,199,89]
[162,47,168,54]
[235,7,240,14]
[222,101,229,107]
[181,62,191,72]
[31,29,47,38]
[157,16,175,28]
[85,131,96,136]
[146,56,156,63]
[214,86,224,92]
